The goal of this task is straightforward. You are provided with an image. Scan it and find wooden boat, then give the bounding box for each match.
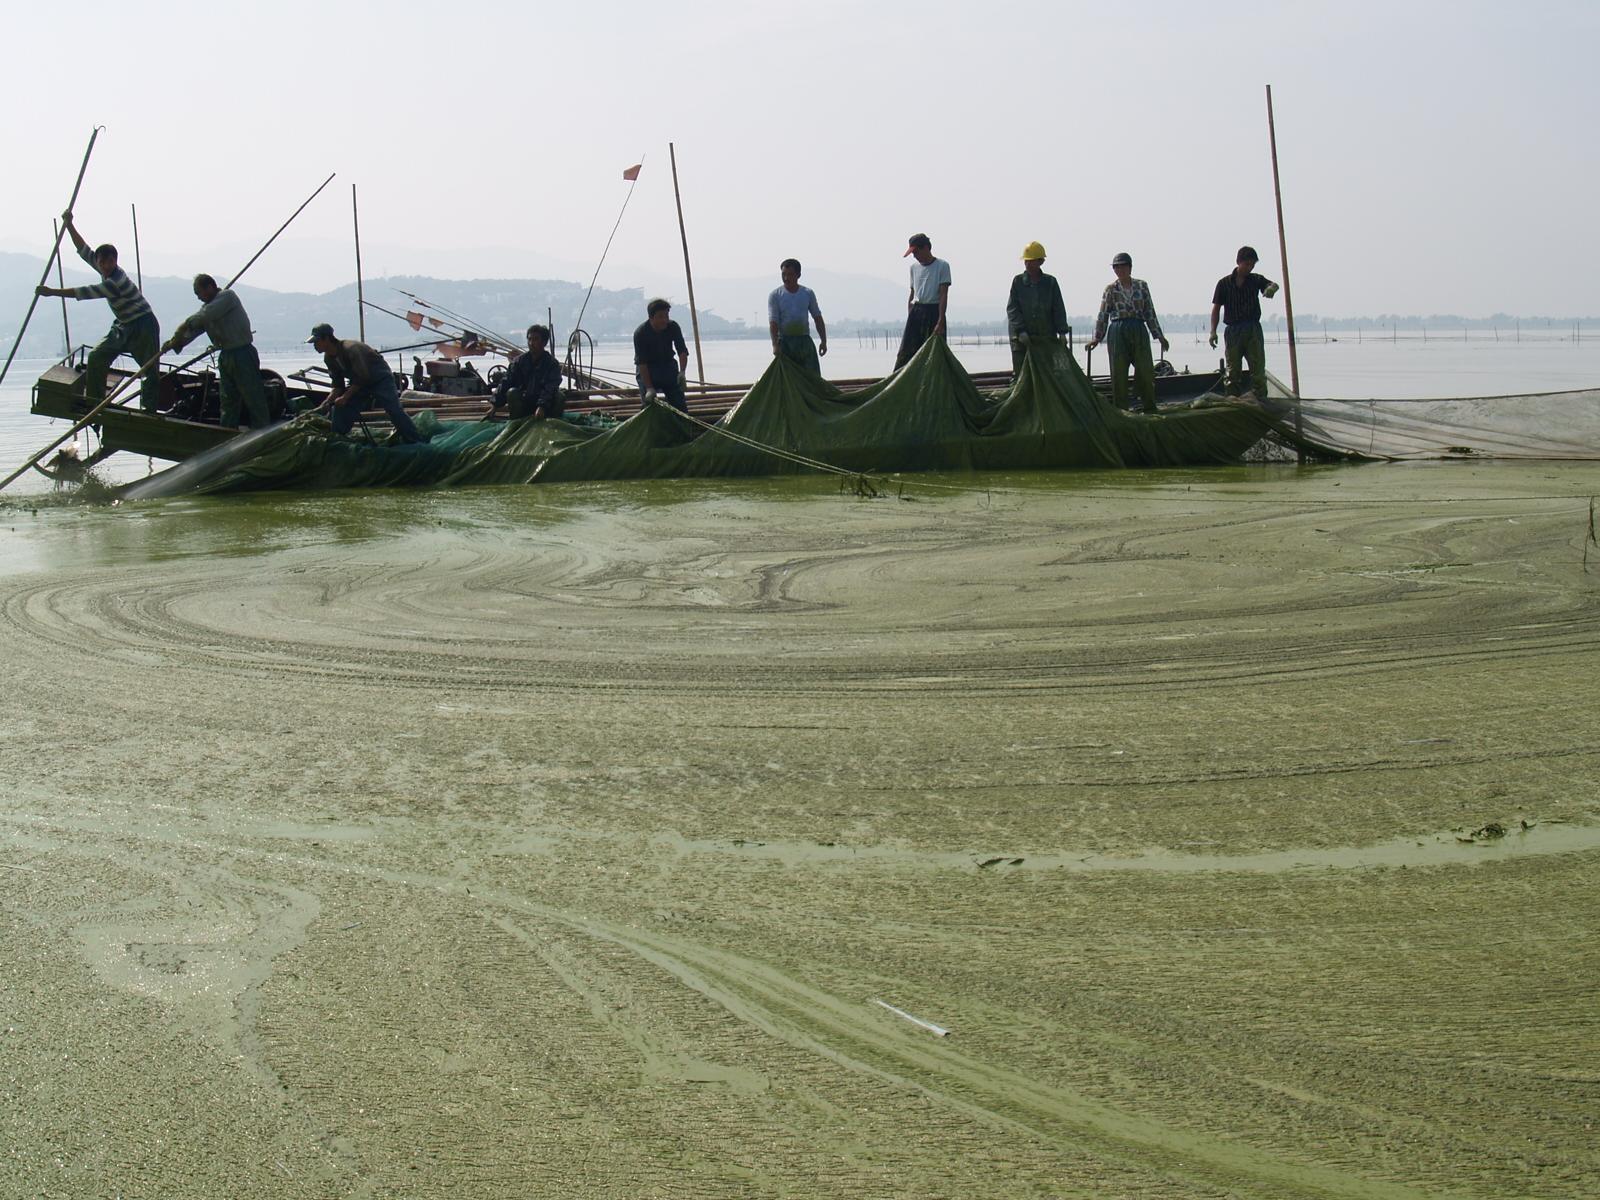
[30,353,1228,470]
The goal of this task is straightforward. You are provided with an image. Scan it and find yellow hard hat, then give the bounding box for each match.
[1021,241,1046,261]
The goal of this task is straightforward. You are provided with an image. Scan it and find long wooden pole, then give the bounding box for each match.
[0,126,103,391]
[52,221,72,359]
[131,203,143,290]
[352,183,366,341]
[0,172,337,495]
[668,142,706,385]
[1265,85,1302,413]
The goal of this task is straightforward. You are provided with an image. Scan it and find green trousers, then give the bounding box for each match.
[1108,318,1157,413]
[219,344,270,428]
[777,325,820,375]
[85,313,161,411]
[1224,320,1267,397]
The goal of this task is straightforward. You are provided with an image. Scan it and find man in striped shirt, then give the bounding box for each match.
[36,212,162,411]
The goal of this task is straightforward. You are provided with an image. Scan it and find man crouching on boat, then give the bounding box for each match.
[36,212,161,412]
[634,299,691,414]
[492,324,564,420]
[165,275,271,430]
[308,324,426,444]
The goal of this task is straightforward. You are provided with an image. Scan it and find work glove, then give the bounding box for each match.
[1208,332,1218,349]
[644,388,659,403]
[1016,332,1030,346]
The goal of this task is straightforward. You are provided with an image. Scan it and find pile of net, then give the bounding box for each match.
[120,339,1273,499]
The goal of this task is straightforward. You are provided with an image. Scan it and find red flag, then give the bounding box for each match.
[406,310,424,332]
[428,316,444,329]
[435,340,460,360]
[622,163,642,181]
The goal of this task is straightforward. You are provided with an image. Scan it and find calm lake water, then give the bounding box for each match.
[3,334,1599,496]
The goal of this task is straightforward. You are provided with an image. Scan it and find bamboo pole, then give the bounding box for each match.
[0,126,103,391]
[131,203,143,290]
[52,221,71,359]
[1265,85,1302,448]
[352,184,366,341]
[669,142,706,385]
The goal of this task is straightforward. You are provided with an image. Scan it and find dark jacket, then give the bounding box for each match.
[495,349,561,408]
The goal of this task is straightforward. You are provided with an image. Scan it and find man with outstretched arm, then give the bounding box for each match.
[768,259,827,375]
[1006,240,1070,375]
[165,274,270,429]
[492,324,564,420]
[1208,245,1281,400]
[893,233,950,370]
[309,324,425,443]
[36,212,161,412]
[1084,252,1169,414]
[633,299,691,414]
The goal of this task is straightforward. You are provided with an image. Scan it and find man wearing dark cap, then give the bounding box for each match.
[308,324,425,443]
[36,211,161,411]
[1085,253,1169,414]
[165,274,270,429]
[633,299,691,414]
[893,233,951,371]
[1208,246,1281,400]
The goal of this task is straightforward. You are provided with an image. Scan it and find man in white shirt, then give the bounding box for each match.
[767,258,827,375]
[893,233,950,370]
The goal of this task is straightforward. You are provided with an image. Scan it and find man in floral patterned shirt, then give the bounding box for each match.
[1085,252,1169,414]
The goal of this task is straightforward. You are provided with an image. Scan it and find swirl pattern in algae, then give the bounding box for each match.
[1,462,1597,1198]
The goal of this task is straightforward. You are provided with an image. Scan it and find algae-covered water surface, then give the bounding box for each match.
[1,461,1597,1197]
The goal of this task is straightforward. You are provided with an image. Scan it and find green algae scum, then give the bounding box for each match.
[1,460,1597,1197]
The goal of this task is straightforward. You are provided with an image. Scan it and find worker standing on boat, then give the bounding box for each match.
[634,299,691,414]
[308,324,426,443]
[1005,241,1070,376]
[1208,246,1280,401]
[768,259,828,375]
[492,324,564,420]
[894,233,950,371]
[1085,253,1169,414]
[35,212,161,412]
[164,275,270,430]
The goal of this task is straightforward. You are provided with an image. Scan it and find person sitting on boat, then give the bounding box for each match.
[768,259,828,375]
[1006,241,1070,376]
[35,212,161,412]
[492,324,564,420]
[1208,246,1281,401]
[308,324,425,444]
[163,274,270,430]
[634,299,690,414]
[1085,252,1169,414]
[894,233,950,371]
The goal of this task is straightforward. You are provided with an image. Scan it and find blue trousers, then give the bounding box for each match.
[331,374,424,443]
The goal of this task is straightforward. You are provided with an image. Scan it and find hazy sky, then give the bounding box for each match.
[2,0,1595,321]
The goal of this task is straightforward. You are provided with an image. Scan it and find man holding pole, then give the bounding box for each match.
[634,299,691,414]
[165,274,270,429]
[1006,241,1070,375]
[1085,252,1169,414]
[894,233,950,371]
[36,212,161,412]
[1208,246,1280,400]
[309,324,425,443]
[768,259,827,375]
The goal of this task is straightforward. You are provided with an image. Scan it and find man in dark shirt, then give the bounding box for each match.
[309,323,425,443]
[1208,246,1280,399]
[1005,240,1070,376]
[493,324,564,420]
[633,299,690,414]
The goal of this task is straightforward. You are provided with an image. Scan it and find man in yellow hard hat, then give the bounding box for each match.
[1005,241,1070,376]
